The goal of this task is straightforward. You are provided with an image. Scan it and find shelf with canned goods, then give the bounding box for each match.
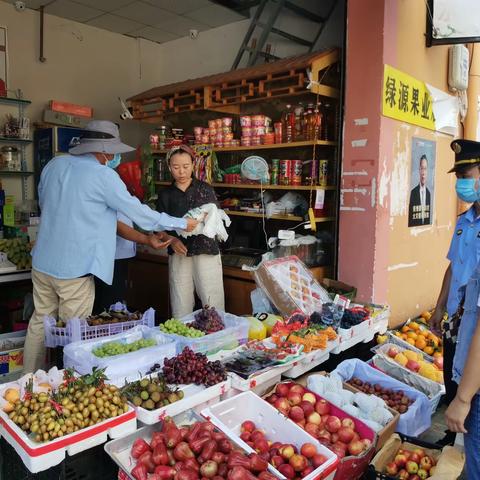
[155,181,336,191]
[223,210,335,222]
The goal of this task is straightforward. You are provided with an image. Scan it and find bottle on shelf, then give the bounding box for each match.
[293,103,304,141]
[313,103,323,141]
[303,103,314,140]
[281,104,295,143]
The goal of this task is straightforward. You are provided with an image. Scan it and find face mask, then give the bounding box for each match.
[456,178,480,203]
[106,153,121,169]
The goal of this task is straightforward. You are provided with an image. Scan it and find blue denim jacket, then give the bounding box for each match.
[453,265,480,384]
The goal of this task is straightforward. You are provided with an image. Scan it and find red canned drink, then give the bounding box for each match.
[318,159,328,186]
[291,159,302,186]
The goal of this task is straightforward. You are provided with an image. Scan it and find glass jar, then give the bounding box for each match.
[1,146,20,171]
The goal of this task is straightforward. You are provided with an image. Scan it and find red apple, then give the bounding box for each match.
[301,466,314,476]
[240,431,251,442]
[276,384,290,397]
[406,461,419,474]
[307,412,322,425]
[278,464,295,479]
[271,442,282,450]
[417,469,428,479]
[347,440,364,456]
[361,439,372,451]
[315,399,330,415]
[351,432,360,443]
[388,347,399,358]
[406,360,420,373]
[302,392,317,405]
[250,430,265,442]
[330,433,339,443]
[241,420,256,432]
[295,420,306,429]
[330,444,346,459]
[265,394,278,404]
[300,443,317,459]
[325,416,341,433]
[305,423,320,438]
[289,454,308,472]
[279,445,295,460]
[255,439,269,454]
[420,456,433,471]
[337,427,355,444]
[397,469,409,480]
[271,455,284,468]
[409,453,421,464]
[317,429,331,444]
[312,453,328,467]
[299,400,315,417]
[409,476,421,480]
[287,391,303,406]
[385,462,398,476]
[394,453,408,468]
[289,384,305,396]
[413,448,426,459]
[289,406,305,422]
[275,398,291,415]
[341,418,355,429]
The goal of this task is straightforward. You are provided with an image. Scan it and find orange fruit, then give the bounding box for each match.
[410,321,420,331]
[406,338,416,346]
[401,333,408,340]
[401,326,410,333]
[394,331,402,337]
[433,351,443,358]
[418,330,428,338]
[424,346,434,355]
[415,338,427,350]
[407,332,418,340]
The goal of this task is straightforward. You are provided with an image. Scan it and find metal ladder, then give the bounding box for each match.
[231,0,338,69]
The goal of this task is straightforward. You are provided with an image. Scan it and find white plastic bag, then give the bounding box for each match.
[178,203,231,241]
[333,358,432,436]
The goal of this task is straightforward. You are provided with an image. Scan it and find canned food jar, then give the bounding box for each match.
[215,118,223,128]
[263,133,275,145]
[201,134,210,144]
[252,115,265,126]
[222,126,232,135]
[222,117,233,127]
[241,137,252,146]
[253,126,266,136]
[274,122,283,144]
[240,115,251,127]
[242,127,253,137]
[280,159,291,186]
[1,146,19,171]
[224,132,234,142]
[193,126,203,135]
[209,128,217,137]
[208,120,216,129]
[319,159,328,186]
[251,136,262,145]
[149,133,159,148]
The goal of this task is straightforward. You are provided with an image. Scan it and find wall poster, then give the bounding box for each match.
[408,137,436,227]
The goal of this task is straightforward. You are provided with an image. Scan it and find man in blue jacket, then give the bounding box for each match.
[23,120,197,372]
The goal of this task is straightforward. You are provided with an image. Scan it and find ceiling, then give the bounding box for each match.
[1,0,250,44]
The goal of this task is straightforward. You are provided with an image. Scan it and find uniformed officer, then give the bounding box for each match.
[431,138,480,445]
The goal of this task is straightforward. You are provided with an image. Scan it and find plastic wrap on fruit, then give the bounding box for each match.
[370,406,393,426]
[360,418,383,432]
[322,390,345,407]
[306,374,328,395]
[343,403,361,418]
[354,391,383,412]
[338,389,355,405]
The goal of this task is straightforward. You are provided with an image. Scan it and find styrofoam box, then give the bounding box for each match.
[63,326,176,386]
[283,346,332,378]
[162,309,249,356]
[332,327,371,354]
[0,406,137,473]
[228,363,291,391]
[133,379,230,424]
[44,307,155,347]
[202,391,339,480]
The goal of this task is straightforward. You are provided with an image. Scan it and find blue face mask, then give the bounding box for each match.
[107,153,121,169]
[456,178,480,203]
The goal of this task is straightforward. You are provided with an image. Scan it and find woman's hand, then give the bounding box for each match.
[148,232,172,250]
[445,396,471,433]
[185,218,199,232]
[171,237,188,256]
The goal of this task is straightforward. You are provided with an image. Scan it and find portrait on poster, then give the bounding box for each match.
[408,138,436,227]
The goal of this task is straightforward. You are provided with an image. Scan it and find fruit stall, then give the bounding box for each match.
[0,257,463,480]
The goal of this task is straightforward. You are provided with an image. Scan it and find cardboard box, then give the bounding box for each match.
[50,100,93,118]
[368,433,464,479]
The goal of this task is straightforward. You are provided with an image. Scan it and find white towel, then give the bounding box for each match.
[177,203,231,242]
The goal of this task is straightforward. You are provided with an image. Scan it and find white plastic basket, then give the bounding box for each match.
[63,326,176,385]
[44,307,155,348]
[202,391,339,480]
[162,309,249,356]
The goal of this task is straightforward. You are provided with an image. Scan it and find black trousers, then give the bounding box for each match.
[443,333,458,406]
[93,258,130,314]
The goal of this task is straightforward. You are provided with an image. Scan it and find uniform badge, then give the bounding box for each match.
[452,142,462,154]
[457,229,463,235]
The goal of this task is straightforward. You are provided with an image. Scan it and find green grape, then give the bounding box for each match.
[159,318,205,338]
[92,338,156,357]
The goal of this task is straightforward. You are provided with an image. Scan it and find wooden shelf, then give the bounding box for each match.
[0,137,32,144]
[224,210,335,222]
[0,97,31,106]
[0,170,34,177]
[155,181,335,191]
[151,139,336,155]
